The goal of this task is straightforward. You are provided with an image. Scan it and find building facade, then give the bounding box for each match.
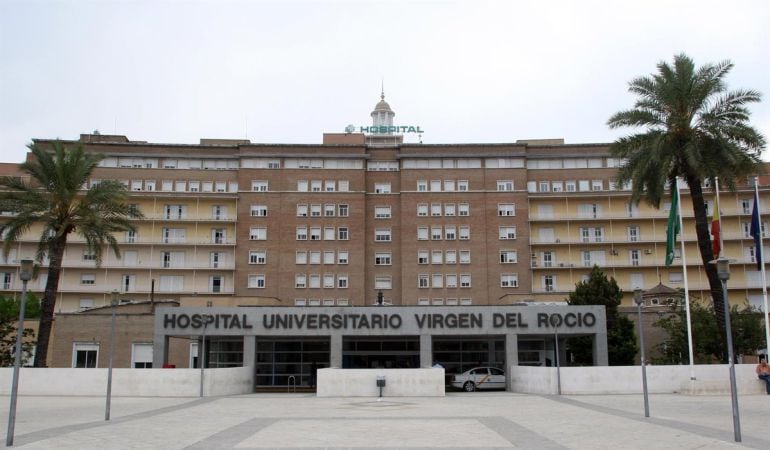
[1,95,768,372]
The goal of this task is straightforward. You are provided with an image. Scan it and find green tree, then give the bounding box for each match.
[566,266,638,365]
[0,142,142,367]
[607,54,766,357]
[653,299,766,363]
[0,293,41,367]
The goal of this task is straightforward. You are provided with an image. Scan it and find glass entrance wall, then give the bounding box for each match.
[342,336,419,369]
[255,338,330,387]
[207,338,244,368]
[432,337,505,376]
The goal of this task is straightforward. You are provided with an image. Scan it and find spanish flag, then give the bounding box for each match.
[711,191,721,257]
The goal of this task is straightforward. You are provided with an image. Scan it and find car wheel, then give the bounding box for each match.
[463,381,476,392]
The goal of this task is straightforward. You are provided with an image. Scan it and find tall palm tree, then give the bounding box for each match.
[608,53,765,359]
[0,142,142,367]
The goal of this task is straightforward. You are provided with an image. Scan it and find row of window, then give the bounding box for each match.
[293,298,350,306]
[295,250,349,265]
[123,229,230,244]
[416,250,472,265]
[75,274,228,293]
[417,274,473,288]
[416,226,472,241]
[416,203,471,217]
[296,226,349,241]
[93,179,239,193]
[294,274,349,289]
[296,204,349,217]
[417,298,474,306]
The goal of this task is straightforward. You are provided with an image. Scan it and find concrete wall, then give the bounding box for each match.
[0,366,252,397]
[316,368,445,397]
[510,364,768,395]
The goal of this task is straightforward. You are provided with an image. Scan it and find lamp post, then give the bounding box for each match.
[633,288,650,418]
[549,314,561,395]
[105,291,119,421]
[6,259,34,446]
[714,257,741,442]
[199,301,213,398]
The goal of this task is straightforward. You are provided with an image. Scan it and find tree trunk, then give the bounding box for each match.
[33,236,67,367]
[684,175,728,361]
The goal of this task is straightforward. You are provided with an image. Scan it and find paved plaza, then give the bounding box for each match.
[0,392,768,449]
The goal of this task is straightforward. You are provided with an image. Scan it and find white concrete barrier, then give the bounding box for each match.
[0,366,253,397]
[316,368,445,397]
[510,364,768,395]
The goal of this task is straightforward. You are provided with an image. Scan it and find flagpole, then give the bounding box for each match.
[677,178,696,380]
[754,176,770,360]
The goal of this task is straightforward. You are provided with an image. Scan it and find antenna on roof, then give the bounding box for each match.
[381,78,385,100]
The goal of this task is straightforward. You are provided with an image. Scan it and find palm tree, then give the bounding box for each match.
[608,53,766,359]
[0,142,142,367]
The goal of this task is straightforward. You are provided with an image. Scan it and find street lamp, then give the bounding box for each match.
[6,258,34,446]
[199,301,213,398]
[549,314,561,395]
[714,257,741,442]
[105,290,119,421]
[633,288,650,418]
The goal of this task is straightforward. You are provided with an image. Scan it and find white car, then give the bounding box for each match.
[451,367,506,392]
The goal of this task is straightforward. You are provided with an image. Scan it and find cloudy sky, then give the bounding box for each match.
[1,0,768,163]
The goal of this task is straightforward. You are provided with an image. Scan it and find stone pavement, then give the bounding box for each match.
[0,392,768,449]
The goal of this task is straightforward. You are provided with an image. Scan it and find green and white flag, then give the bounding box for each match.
[665,183,680,266]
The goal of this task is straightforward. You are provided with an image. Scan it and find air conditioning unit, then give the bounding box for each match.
[559,263,565,267]
[645,249,652,255]
[611,250,618,256]
[531,262,538,268]
[555,239,561,243]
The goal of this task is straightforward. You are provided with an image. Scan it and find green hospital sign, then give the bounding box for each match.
[360,125,424,134]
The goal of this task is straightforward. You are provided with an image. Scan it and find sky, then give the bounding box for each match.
[1,0,769,163]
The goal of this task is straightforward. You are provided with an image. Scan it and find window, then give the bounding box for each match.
[374,183,391,194]
[310,204,322,217]
[209,276,223,293]
[431,226,442,240]
[375,276,392,290]
[444,226,456,240]
[250,205,267,217]
[375,228,391,242]
[82,251,97,262]
[159,275,184,292]
[552,181,563,192]
[338,204,349,217]
[296,204,308,217]
[375,252,392,265]
[445,274,458,288]
[460,274,471,288]
[500,250,517,263]
[630,250,641,266]
[323,251,335,264]
[295,274,307,288]
[417,204,428,217]
[310,227,321,241]
[337,275,348,288]
[417,227,429,240]
[741,198,752,214]
[324,227,335,240]
[445,250,457,264]
[498,204,516,216]
[418,298,430,305]
[418,251,429,264]
[431,203,442,217]
[296,180,309,192]
[566,181,576,192]
[249,251,266,264]
[539,181,550,193]
[459,226,470,240]
[542,251,554,268]
[578,180,590,192]
[458,203,469,216]
[591,180,603,191]
[432,274,443,288]
[430,180,441,191]
[2,272,14,290]
[309,251,321,264]
[497,180,514,191]
[73,343,99,368]
[130,343,154,369]
[338,227,349,240]
[251,181,268,192]
[161,180,173,191]
[578,203,602,219]
[501,274,519,287]
[81,274,95,285]
[459,250,471,264]
[444,204,456,216]
[211,228,226,244]
[338,180,349,192]
[311,180,322,192]
[457,180,469,191]
[418,274,429,288]
[79,299,94,311]
[249,227,266,240]
[162,251,185,268]
[444,180,456,191]
[628,226,640,242]
[248,275,266,288]
[543,275,555,292]
[325,180,336,192]
[296,251,307,264]
[337,251,349,264]
[309,274,321,289]
[375,206,392,219]
[417,180,428,191]
[144,180,156,191]
[324,204,336,217]
[431,250,443,264]
[296,226,308,240]
[323,274,334,288]
[212,205,228,220]
[164,204,187,219]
